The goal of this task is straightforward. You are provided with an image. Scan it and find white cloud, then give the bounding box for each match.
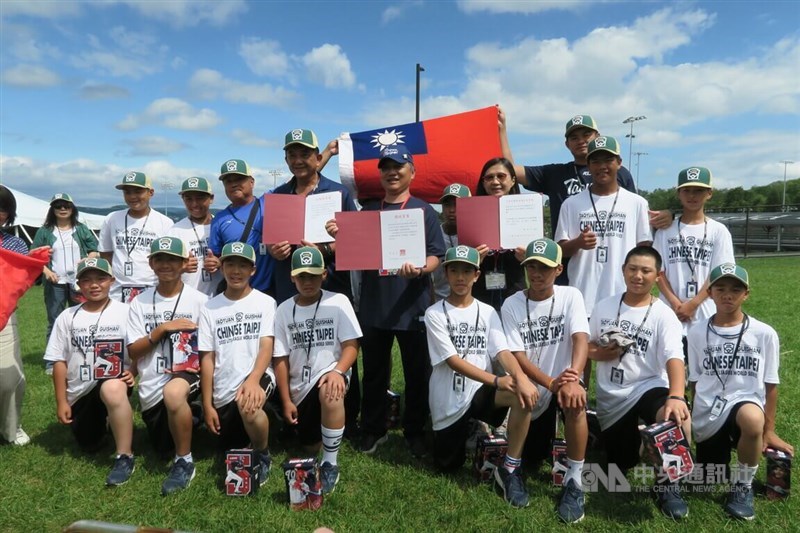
[0,1,81,19]
[116,97,222,131]
[1,64,61,87]
[70,26,169,78]
[239,38,289,77]
[121,136,187,157]
[2,24,62,62]
[232,129,277,148]
[302,44,357,89]
[113,0,247,28]
[457,0,601,14]
[79,82,130,100]
[188,68,297,106]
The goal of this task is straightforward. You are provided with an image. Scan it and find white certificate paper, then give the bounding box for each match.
[304,191,341,243]
[379,208,426,270]
[499,194,543,249]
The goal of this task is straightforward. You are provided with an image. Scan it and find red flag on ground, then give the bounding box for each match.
[0,246,49,330]
[338,106,502,204]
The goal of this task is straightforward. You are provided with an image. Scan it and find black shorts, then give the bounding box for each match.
[215,373,275,451]
[433,384,507,472]
[695,400,759,477]
[140,372,200,455]
[70,380,132,452]
[601,387,668,473]
[295,377,351,447]
[522,395,560,465]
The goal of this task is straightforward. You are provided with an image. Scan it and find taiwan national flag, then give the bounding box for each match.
[338,106,502,204]
[0,246,49,330]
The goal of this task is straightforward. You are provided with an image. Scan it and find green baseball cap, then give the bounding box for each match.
[179,177,213,195]
[284,129,319,150]
[442,245,480,269]
[76,257,113,278]
[219,159,252,180]
[587,136,621,159]
[50,193,74,205]
[221,241,256,265]
[149,236,188,258]
[440,183,472,202]
[565,115,599,137]
[709,263,749,289]
[115,171,153,190]
[677,167,713,189]
[291,246,325,276]
[521,238,562,267]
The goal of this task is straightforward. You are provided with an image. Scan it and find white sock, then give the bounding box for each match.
[176,453,193,464]
[565,458,584,488]
[321,425,344,465]
[737,462,758,488]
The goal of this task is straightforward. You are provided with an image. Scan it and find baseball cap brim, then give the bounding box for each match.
[115,182,151,190]
[710,272,749,289]
[284,140,318,150]
[148,249,187,259]
[520,255,560,268]
[565,124,598,137]
[77,265,113,277]
[291,266,326,276]
[677,182,713,190]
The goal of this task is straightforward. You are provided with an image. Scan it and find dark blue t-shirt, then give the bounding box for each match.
[358,197,446,331]
[270,174,357,304]
[208,196,273,293]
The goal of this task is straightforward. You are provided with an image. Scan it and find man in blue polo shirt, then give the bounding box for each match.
[207,159,273,295]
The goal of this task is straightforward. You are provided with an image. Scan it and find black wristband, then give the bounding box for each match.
[668,395,687,404]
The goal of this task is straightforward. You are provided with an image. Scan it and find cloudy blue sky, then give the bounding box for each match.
[1,0,799,210]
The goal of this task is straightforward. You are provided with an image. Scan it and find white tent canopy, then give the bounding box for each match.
[5,186,107,241]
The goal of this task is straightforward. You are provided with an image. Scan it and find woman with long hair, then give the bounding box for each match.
[32,193,98,372]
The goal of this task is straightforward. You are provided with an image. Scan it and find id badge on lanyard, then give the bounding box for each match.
[596,246,608,264]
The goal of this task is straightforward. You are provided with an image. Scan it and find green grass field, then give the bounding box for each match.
[2,257,798,532]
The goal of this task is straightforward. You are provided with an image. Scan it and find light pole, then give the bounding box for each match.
[623,115,646,170]
[415,63,425,123]
[781,160,794,212]
[268,169,284,190]
[161,178,175,217]
[634,151,648,191]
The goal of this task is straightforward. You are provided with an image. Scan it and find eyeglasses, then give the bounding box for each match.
[53,203,73,210]
[481,172,511,183]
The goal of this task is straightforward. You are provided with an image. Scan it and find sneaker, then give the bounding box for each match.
[12,428,30,446]
[655,483,688,520]
[161,458,196,496]
[724,482,755,521]
[44,366,54,376]
[494,467,529,508]
[359,433,388,454]
[493,409,510,439]
[319,461,340,495]
[257,452,272,486]
[406,435,427,458]
[558,478,585,523]
[106,454,135,486]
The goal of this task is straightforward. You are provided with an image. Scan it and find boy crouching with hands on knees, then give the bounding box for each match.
[199,242,277,485]
[424,245,538,508]
[273,247,362,495]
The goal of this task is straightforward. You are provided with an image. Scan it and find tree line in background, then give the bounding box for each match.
[641,178,800,212]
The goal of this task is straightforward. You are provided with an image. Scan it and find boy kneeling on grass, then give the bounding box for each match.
[273,247,362,495]
[424,245,538,508]
[588,246,691,520]
[126,237,208,495]
[688,263,794,520]
[199,242,277,486]
[501,238,590,523]
[45,257,136,486]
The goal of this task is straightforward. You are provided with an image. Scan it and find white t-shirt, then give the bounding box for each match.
[688,315,779,443]
[425,299,509,431]
[432,226,460,302]
[273,290,362,405]
[44,299,130,406]
[126,284,208,411]
[168,217,222,297]
[653,217,735,334]
[554,187,651,316]
[501,286,590,421]
[98,208,174,301]
[589,292,684,430]
[198,290,276,408]
[51,227,81,283]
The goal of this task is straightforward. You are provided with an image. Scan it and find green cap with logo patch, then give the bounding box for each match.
[441,245,480,269]
[709,263,749,289]
[220,241,256,265]
[291,246,326,276]
[149,236,188,259]
[219,159,251,180]
[677,167,713,190]
[565,115,599,137]
[179,177,213,195]
[587,136,621,159]
[50,193,74,205]
[439,183,472,202]
[284,129,319,150]
[521,238,562,267]
[76,257,113,278]
[115,171,153,190]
